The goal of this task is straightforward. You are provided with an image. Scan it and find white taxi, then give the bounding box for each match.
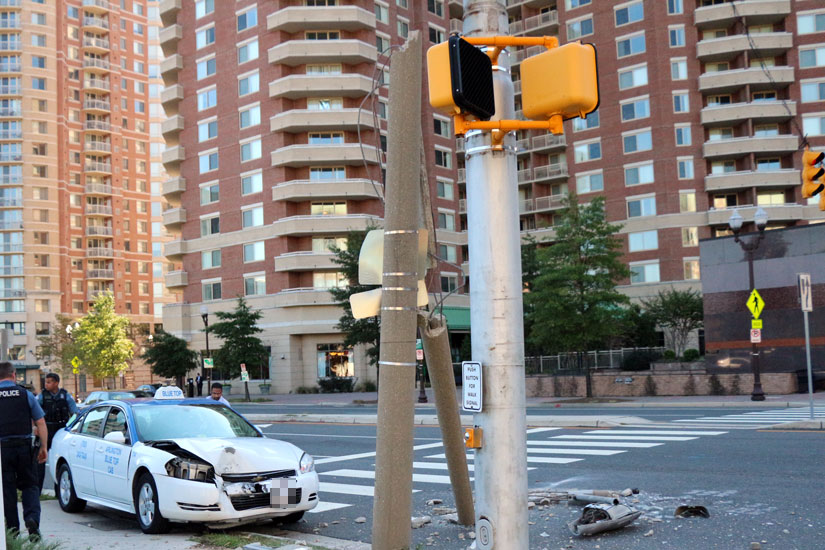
[47,387,319,533]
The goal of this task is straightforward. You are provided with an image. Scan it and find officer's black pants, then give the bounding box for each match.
[1,441,41,532]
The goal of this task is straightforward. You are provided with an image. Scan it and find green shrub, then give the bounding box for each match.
[621,350,662,371]
[295,385,319,394]
[355,379,377,392]
[663,349,677,360]
[708,374,726,396]
[5,529,62,550]
[683,348,701,362]
[643,375,657,396]
[318,377,356,393]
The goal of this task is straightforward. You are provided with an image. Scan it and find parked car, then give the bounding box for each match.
[48,387,319,533]
[80,391,148,407]
[135,384,164,397]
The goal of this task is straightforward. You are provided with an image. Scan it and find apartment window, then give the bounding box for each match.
[307,64,342,75]
[566,0,591,9]
[800,46,825,68]
[624,162,654,186]
[435,148,451,169]
[427,0,444,17]
[244,274,266,296]
[198,119,217,142]
[375,3,389,24]
[313,272,345,289]
[237,7,257,31]
[713,194,737,209]
[630,261,660,284]
[618,64,648,90]
[242,205,264,228]
[664,26,684,49]
[754,124,779,137]
[756,158,781,171]
[309,132,344,145]
[239,104,261,128]
[197,57,216,80]
[240,138,262,162]
[623,129,652,154]
[429,26,445,44]
[200,216,220,236]
[306,31,339,40]
[615,2,644,26]
[308,98,343,110]
[397,18,409,38]
[628,230,658,252]
[682,227,698,246]
[675,125,691,146]
[574,140,601,163]
[617,32,645,58]
[198,88,217,111]
[437,211,455,231]
[679,191,696,212]
[31,34,46,47]
[673,92,690,113]
[567,16,593,40]
[576,171,603,194]
[310,167,345,180]
[627,195,656,218]
[709,127,734,141]
[683,259,700,280]
[238,39,259,64]
[238,72,259,96]
[242,171,262,195]
[441,273,458,293]
[199,151,218,173]
[313,237,346,253]
[434,117,450,138]
[802,114,825,136]
[437,180,454,200]
[31,13,46,25]
[797,13,825,35]
[671,59,687,80]
[31,55,45,69]
[196,0,214,19]
[31,77,45,90]
[757,190,786,206]
[377,100,387,119]
[201,250,221,269]
[196,26,215,49]
[202,280,221,301]
[311,202,346,215]
[677,158,694,179]
[376,34,391,53]
[620,96,649,122]
[668,0,683,15]
[243,242,265,263]
[572,110,599,131]
[200,182,219,205]
[397,0,408,8]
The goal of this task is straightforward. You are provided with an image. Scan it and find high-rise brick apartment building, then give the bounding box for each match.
[0,0,174,392]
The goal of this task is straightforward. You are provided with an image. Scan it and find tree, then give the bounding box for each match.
[643,288,704,358]
[521,234,541,356]
[71,292,135,382]
[615,303,659,349]
[37,314,80,377]
[328,228,381,368]
[206,297,268,381]
[141,330,199,388]
[525,194,629,396]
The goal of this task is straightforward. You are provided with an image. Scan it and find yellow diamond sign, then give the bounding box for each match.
[70,356,82,375]
[746,289,765,319]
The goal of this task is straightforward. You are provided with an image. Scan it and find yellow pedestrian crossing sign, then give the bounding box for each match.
[71,356,82,375]
[747,289,765,319]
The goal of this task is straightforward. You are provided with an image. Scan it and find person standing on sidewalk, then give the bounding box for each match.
[36,372,78,491]
[208,382,231,407]
[196,373,204,396]
[0,361,48,540]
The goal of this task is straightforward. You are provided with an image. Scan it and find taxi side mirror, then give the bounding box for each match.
[104,431,126,445]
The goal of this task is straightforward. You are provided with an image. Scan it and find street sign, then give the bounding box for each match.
[240,371,250,382]
[71,356,82,375]
[798,273,812,312]
[461,361,482,412]
[750,329,762,343]
[416,348,424,361]
[240,363,247,372]
[746,289,765,319]
[751,319,762,330]
[204,358,214,369]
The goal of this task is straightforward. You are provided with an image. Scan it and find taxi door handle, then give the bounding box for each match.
[96,447,104,453]
[69,440,77,446]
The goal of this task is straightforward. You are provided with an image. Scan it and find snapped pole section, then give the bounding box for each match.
[464,1,528,549]
[371,30,423,550]
[417,312,475,526]
[803,310,814,419]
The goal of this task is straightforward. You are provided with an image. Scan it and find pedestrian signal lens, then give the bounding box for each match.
[521,41,599,121]
[427,35,495,120]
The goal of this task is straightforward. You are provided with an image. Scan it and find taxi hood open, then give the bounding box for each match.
[160,437,303,475]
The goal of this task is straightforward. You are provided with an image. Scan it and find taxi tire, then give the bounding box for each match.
[56,463,86,513]
[134,473,171,534]
[272,511,305,524]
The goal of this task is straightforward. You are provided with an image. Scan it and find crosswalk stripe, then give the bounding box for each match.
[675,419,779,424]
[319,482,377,497]
[413,461,475,472]
[308,501,351,514]
[526,447,625,456]
[552,435,697,442]
[255,424,272,429]
[424,453,582,464]
[526,427,563,434]
[526,440,663,448]
[321,469,466,484]
[585,430,727,436]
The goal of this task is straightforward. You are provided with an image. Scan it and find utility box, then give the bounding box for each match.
[521,41,599,121]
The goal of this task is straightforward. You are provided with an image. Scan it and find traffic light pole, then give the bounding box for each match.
[464,2,528,549]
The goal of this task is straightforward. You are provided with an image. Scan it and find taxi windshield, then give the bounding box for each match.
[133,404,260,441]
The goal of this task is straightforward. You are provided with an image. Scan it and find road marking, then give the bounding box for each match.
[255,424,272,429]
[526,427,562,434]
[413,461,475,472]
[263,431,442,441]
[315,441,445,465]
[526,440,663,448]
[585,430,727,436]
[425,453,582,465]
[321,469,468,485]
[552,435,697,442]
[526,447,625,456]
[308,501,351,514]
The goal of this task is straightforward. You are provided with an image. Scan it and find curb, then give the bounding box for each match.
[247,413,652,428]
[765,419,825,430]
[532,400,823,409]
[244,531,371,550]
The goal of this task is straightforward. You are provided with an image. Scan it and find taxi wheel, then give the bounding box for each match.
[272,511,305,524]
[57,463,86,513]
[134,473,171,534]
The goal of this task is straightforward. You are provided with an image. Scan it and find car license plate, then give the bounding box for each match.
[270,478,298,508]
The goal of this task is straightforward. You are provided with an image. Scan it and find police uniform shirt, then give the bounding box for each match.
[0,379,45,441]
[37,388,79,416]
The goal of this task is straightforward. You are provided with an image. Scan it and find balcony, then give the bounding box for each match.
[84,120,112,133]
[0,289,25,298]
[0,220,22,230]
[85,204,112,216]
[0,40,20,52]
[694,0,790,29]
[273,287,336,308]
[704,169,800,192]
[0,243,22,252]
[163,239,185,259]
[534,194,566,213]
[458,168,465,184]
[531,134,566,153]
[271,143,379,168]
[82,17,109,31]
[701,101,796,126]
[702,135,798,159]
[159,24,182,49]
[696,32,792,62]
[160,83,183,108]
[83,161,112,174]
[0,129,20,140]
[270,108,372,133]
[161,114,185,136]
[87,289,112,301]
[0,197,21,207]
[0,152,21,162]
[459,199,466,214]
[162,145,185,166]
[0,266,23,275]
[268,40,376,67]
[85,226,113,237]
[83,140,111,153]
[698,66,794,94]
[267,6,375,32]
[83,99,111,113]
[0,106,20,117]
[448,0,463,17]
[162,207,186,227]
[161,176,186,199]
[514,45,544,65]
[517,168,532,184]
[0,175,20,185]
[165,270,188,288]
[435,229,467,246]
[82,0,110,12]
[0,61,21,73]
[86,246,114,258]
[512,10,558,36]
[274,251,335,272]
[82,37,110,53]
[0,20,20,30]
[706,203,805,226]
[83,78,110,92]
[0,0,21,7]
[159,0,181,27]
[86,269,115,279]
[533,163,569,182]
[84,183,113,195]
[0,84,20,95]
[272,178,382,202]
[271,214,382,237]
[269,73,373,100]
[160,54,183,78]
[82,57,110,72]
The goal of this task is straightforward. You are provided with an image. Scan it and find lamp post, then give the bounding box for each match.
[728,207,768,401]
[200,305,211,390]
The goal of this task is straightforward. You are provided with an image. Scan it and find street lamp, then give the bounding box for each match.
[728,207,768,401]
[200,305,211,389]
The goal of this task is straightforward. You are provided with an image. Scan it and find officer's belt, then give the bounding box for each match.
[1,437,32,448]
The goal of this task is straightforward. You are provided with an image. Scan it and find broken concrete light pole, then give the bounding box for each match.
[371,30,424,550]
[463,1,529,549]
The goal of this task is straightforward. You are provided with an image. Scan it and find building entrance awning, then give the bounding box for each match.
[440,306,471,331]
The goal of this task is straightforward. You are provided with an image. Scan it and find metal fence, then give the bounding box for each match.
[524,347,666,375]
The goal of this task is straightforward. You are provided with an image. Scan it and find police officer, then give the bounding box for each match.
[36,372,78,491]
[0,361,48,540]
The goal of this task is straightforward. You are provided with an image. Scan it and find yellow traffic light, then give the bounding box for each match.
[802,147,824,201]
[521,41,599,122]
[427,35,495,121]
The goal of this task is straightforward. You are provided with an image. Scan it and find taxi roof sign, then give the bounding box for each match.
[154,386,185,400]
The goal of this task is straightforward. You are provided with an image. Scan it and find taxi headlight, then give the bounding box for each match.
[299,452,314,474]
[165,457,214,483]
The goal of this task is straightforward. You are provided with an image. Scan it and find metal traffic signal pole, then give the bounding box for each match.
[463,2,528,549]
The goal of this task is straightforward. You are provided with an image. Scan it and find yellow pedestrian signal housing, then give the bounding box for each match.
[521,41,599,122]
[802,147,824,198]
[427,35,495,121]
[463,426,483,449]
